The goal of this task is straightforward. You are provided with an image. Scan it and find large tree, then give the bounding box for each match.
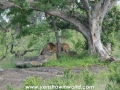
[0,0,118,61]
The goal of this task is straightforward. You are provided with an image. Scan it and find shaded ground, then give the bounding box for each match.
[0,66,106,90]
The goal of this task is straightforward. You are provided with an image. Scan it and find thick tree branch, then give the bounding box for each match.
[72,14,89,28]
[46,10,88,38]
[100,0,110,22]
[100,0,117,22]
[0,1,22,10]
[15,49,36,57]
[90,1,101,18]
[10,43,38,57]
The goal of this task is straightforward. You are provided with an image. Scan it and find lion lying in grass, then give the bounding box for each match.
[40,42,70,55]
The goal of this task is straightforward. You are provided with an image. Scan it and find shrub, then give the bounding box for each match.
[82,70,95,86]
[105,62,120,90]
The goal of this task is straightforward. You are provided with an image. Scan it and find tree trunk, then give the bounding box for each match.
[44,0,118,62]
[85,16,116,62]
[87,34,116,62]
[51,16,61,58]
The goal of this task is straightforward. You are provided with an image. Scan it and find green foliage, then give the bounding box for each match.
[7,7,32,26]
[20,68,81,90]
[63,68,72,79]
[82,70,95,86]
[105,84,113,90]
[0,56,16,69]
[0,31,6,44]
[62,30,73,39]
[49,68,76,88]
[14,21,51,49]
[6,84,14,90]
[35,2,51,11]
[105,62,120,90]
[45,54,104,68]
[102,5,120,49]
[34,0,67,11]
[27,40,35,48]
[17,21,50,38]
[71,38,89,58]
[22,76,42,90]
[74,39,85,51]
[23,76,41,86]
[14,0,29,9]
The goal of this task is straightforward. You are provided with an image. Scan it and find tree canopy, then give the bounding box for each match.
[0,0,119,61]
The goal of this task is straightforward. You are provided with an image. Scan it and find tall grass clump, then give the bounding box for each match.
[0,56,16,69]
[45,54,105,68]
[82,70,95,86]
[105,62,120,90]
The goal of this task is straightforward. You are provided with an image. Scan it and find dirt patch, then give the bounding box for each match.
[0,66,106,90]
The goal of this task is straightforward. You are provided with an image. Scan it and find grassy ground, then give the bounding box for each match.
[44,54,106,68]
[0,56,16,69]
[6,62,119,90]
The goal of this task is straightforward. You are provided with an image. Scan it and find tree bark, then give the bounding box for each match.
[84,8,116,61]
[51,16,61,58]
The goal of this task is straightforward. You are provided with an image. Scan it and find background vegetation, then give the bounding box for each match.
[0,1,120,90]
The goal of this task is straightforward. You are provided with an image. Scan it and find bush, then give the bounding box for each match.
[105,62,120,90]
[82,70,95,86]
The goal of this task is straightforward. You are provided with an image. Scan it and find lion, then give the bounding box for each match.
[40,42,57,55]
[61,43,70,53]
[47,42,57,52]
[40,42,70,55]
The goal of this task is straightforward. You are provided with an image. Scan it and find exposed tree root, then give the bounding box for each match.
[99,55,117,62]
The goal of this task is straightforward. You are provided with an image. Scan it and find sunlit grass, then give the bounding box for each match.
[44,55,106,68]
[0,56,16,69]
